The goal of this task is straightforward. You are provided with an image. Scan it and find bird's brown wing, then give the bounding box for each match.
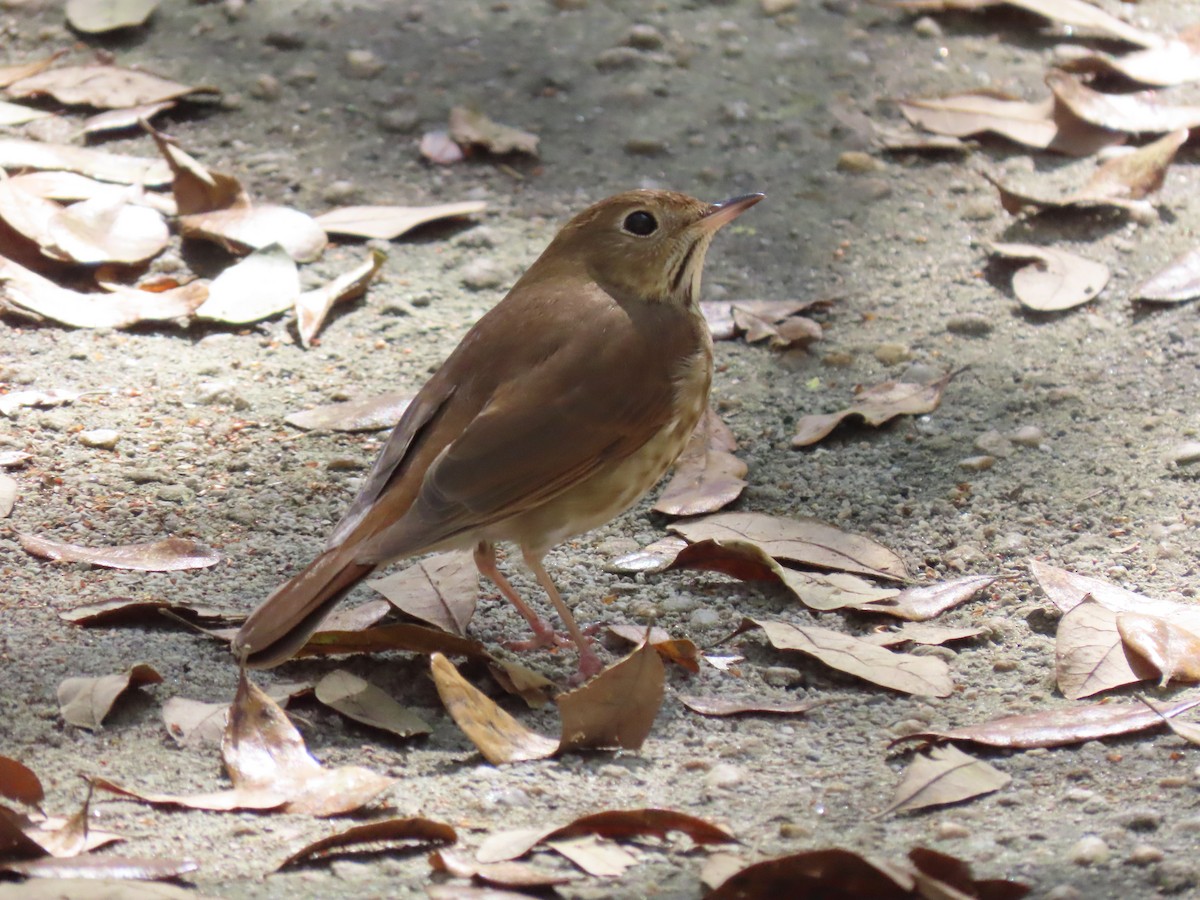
[350,287,703,564]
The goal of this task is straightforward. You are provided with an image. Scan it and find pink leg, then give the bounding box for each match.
[473,541,561,649]
[522,548,603,682]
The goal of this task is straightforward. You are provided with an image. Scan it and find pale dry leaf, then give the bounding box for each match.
[546,835,636,877]
[0,100,52,126]
[179,205,326,262]
[368,551,478,635]
[678,695,830,717]
[318,598,391,633]
[0,388,79,417]
[888,0,1160,48]
[429,653,558,765]
[1116,611,1200,687]
[66,0,160,33]
[161,697,227,748]
[48,191,170,266]
[557,641,666,752]
[1056,599,1153,699]
[748,618,954,697]
[652,407,747,517]
[792,372,953,447]
[0,176,67,253]
[1055,27,1200,87]
[0,51,67,89]
[0,857,197,882]
[91,776,287,812]
[1030,559,1200,636]
[6,171,176,216]
[0,879,215,899]
[0,138,171,186]
[82,100,174,136]
[57,663,162,730]
[313,670,431,738]
[145,126,248,216]
[19,533,218,570]
[314,201,487,240]
[1134,245,1200,303]
[882,745,1010,816]
[860,622,984,647]
[891,696,1200,749]
[8,65,213,109]
[990,242,1109,312]
[430,847,575,889]
[285,391,412,432]
[1140,696,1200,747]
[606,535,688,575]
[194,242,299,324]
[449,107,539,156]
[276,818,456,871]
[1047,71,1200,134]
[296,249,385,347]
[670,511,909,581]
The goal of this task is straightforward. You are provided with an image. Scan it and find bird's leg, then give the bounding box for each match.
[472,541,561,648]
[523,548,604,682]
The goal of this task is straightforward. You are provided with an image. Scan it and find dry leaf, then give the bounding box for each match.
[313,670,432,738]
[0,856,196,881]
[653,407,747,517]
[0,138,171,186]
[791,372,953,447]
[8,65,214,109]
[448,107,539,156]
[90,777,287,813]
[701,298,827,343]
[82,101,174,136]
[487,658,556,709]
[0,51,67,89]
[6,171,176,215]
[0,389,79,417]
[0,177,67,254]
[744,618,954,697]
[0,880,217,899]
[19,533,219,571]
[860,622,984,647]
[296,623,491,662]
[146,126,248,217]
[430,653,558,765]
[546,835,636,877]
[705,848,913,899]
[47,191,170,266]
[66,0,160,33]
[1055,27,1200,87]
[882,745,1010,816]
[1134,245,1200,303]
[314,201,487,240]
[295,249,385,347]
[59,597,242,627]
[368,551,478,636]
[607,624,700,672]
[670,511,909,582]
[58,664,162,730]
[557,641,666,752]
[318,599,391,633]
[161,697,228,749]
[856,574,995,620]
[285,391,412,432]
[0,101,52,126]
[1047,71,1200,134]
[909,847,1031,900]
[1056,599,1156,699]
[986,128,1188,215]
[276,818,456,870]
[891,696,1200,749]
[606,536,688,575]
[678,695,830,717]
[1141,695,1200,747]
[430,847,575,889]
[179,206,326,263]
[1031,560,1200,636]
[0,757,43,808]
[989,242,1109,312]
[194,243,299,324]
[1116,611,1200,687]
[888,0,1161,47]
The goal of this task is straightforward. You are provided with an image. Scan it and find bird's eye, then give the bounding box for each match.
[622,210,658,236]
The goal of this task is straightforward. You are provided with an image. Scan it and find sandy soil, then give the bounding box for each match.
[4,0,1200,897]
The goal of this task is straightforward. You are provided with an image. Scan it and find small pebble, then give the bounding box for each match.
[78,429,119,450]
[1070,835,1110,866]
[157,484,193,503]
[344,49,384,79]
[873,342,911,366]
[1128,844,1165,866]
[690,607,721,628]
[705,763,743,789]
[761,0,799,15]
[974,430,1012,458]
[322,180,358,204]
[263,29,305,50]
[960,198,995,221]
[625,136,668,155]
[1171,441,1200,466]
[1010,425,1045,448]
[594,47,644,71]
[935,820,971,840]
[1046,888,1084,900]
[0,473,16,517]
[958,455,994,472]
[993,658,1019,673]
[836,151,883,174]
[762,666,803,687]
[625,24,664,50]
[250,73,281,101]
[912,15,943,37]
[945,313,993,336]
[379,108,420,133]
[459,259,505,291]
[779,822,811,839]
[1119,808,1163,832]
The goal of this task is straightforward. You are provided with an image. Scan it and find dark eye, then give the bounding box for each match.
[622,210,658,236]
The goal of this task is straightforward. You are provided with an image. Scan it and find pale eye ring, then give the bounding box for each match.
[622,210,658,236]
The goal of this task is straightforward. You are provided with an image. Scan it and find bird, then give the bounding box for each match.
[232,188,763,680]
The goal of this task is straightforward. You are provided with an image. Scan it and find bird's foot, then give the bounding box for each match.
[503,624,573,651]
[567,648,606,687]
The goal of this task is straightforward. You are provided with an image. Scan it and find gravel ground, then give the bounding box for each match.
[4,0,1200,897]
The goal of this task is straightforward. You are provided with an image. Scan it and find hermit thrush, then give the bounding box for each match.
[233,189,763,679]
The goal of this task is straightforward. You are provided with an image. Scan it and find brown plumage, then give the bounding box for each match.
[232,189,763,679]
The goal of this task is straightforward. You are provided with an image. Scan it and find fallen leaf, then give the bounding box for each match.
[430,847,575,889]
[0,856,197,881]
[313,670,432,738]
[19,533,219,571]
[476,809,736,864]
[57,664,162,730]
[419,130,465,165]
[557,641,666,752]
[1141,695,1200,747]
[860,622,984,647]
[989,242,1109,312]
[607,624,700,672]
[0,101,52,126]
[882,745,1010,816]
[314,201,487,240]
[276,818,456,870]
[284,391,412,432]
[180,205,326,263]
[66,0,160,33]
[194,243,299,324]
[546,835,636,877]
[0,757,43,808]
[670,511,909,582]
[701,298,828,343]
[59,597,242,627]
[791,372,953,447]
[909,847,1031,900]
[1055,26,1200,87]
[705,848,912,899]
[448,107,539,156]
[1047,70,1200,134]
[0,389,79,418]
[0,139,171,186]
[487,658,557,708]
[744,618,954,697]
[856,575,998,621]
[145,126,248,216]
[368,551,478,636]
[318,599,391,633]
[430,653,558,765]
[891,696,1200,749]
[986,128,1188,215]
[678,695,830,717]
[5,171,176,216]
[1056,600,1156,699]
[7,65,214,109]
[295,249,385,347]
[0,880,218,898]
[161,698,228,749]
[296,623,491,662]
[605,536,689,575]
[888,0,1161,48]
[82,101,174,136]
[1116,611,1200,687]
[47,191,170,266]
[652,407,747,517]
[1134,245,1200,303]
[90,777,286,813]
[1031,560,1200,636]
[0,51,67,89]
[0,177,71,254]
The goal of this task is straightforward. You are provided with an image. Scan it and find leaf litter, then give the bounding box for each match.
[790,371,955,447]
[18,533,219,571]
[312,670,432,739]
[367,550,478,635]
[651,407,747,517]
[1135,245,1200,304]
[57,663,162,730]
[276,818,457,871]
[989,242,1109,312]
[882,745,1011,816]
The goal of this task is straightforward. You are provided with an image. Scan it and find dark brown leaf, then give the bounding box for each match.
[59,597,243,627]
[276,818,456,870]
[0,757,43,808]
[19,534,219,571]
[704,848,912,899]
[910,847,1031,900]
[367,551,478,636]
[296,623,491,662]
[792,372,953,447]
[57,664,162,731]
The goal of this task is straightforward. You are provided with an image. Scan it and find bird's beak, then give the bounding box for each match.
[698,192,765,232]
